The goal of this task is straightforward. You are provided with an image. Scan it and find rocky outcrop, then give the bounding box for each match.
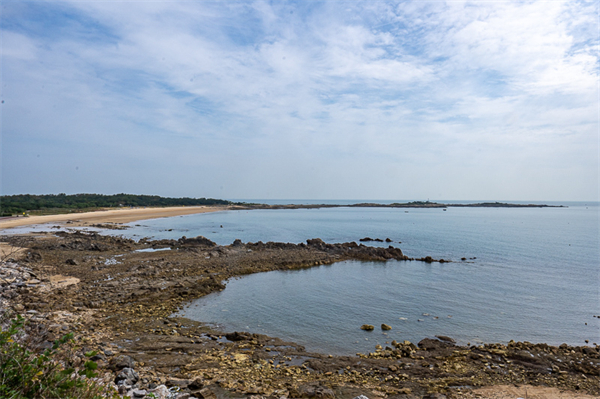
[360,324,375,331]
[1,231,597,399]
[177,236,217,248]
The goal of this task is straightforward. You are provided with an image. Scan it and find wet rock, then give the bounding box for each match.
[582,347,599,356]
[381,323,392,330]
[306,238,326,247]
[419,338,452,351]
[359,237,383,242]
[353,395,370,399]
[225,331,253,341]
[177,236,217,247]
[435,335,456,344]
[361,324,375,331]
[65,259,78,265]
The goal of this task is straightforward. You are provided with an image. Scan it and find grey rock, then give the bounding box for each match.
[148,385,169,399]
[166,378,192,388]
[435,335,456,344]
[130,388,146,398]
[116,367,139,385]
[110,354,134,370]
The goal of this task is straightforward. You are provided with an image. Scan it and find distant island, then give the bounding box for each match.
[236,200,564,210]
[0,194,563,217]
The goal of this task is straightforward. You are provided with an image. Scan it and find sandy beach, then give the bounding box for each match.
[0,205,229,230]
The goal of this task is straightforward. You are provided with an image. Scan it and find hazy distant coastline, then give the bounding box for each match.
[235,200,564,210]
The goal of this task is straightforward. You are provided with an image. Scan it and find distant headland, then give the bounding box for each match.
[0,193,563,219]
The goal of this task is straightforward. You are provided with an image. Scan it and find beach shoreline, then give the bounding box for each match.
[0,205,230,230]
[0,230,598,399]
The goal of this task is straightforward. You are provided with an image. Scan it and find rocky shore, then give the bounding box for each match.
[0,231,598,399]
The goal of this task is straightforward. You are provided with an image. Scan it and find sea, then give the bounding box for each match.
[3,200,599,355]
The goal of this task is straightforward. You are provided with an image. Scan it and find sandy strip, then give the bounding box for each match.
[0,206,229,230]
[467,385,598,399]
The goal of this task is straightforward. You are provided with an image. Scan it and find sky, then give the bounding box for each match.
[1,1,598,201]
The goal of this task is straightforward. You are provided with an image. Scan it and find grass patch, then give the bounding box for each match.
[0,314,118,399]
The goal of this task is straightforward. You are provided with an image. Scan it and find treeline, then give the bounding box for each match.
[0,193,232,216]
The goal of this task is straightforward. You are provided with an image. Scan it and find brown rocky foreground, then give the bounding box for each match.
[0,230,598,399]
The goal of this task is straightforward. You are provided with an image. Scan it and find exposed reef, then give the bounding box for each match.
[0,231,597,399]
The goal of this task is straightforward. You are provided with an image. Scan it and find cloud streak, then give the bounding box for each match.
[1,0,597,200]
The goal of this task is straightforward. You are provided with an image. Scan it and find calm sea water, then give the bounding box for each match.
[3,201,599,355]
[158,202,599,355]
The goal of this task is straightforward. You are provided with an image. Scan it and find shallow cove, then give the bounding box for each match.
[179,258,600,356]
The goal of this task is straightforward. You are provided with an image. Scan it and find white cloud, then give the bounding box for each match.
[1,30,38,60]
[1,0,597,200]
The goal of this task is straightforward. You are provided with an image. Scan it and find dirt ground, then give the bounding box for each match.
[467,384,599,399]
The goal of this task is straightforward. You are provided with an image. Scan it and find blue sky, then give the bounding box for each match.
[1,0,598,201]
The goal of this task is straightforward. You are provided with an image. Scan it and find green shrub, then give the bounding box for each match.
[0,315,118,399]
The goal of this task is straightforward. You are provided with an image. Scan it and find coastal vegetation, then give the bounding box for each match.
[0,194,232,217]
[0,314,117,399]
